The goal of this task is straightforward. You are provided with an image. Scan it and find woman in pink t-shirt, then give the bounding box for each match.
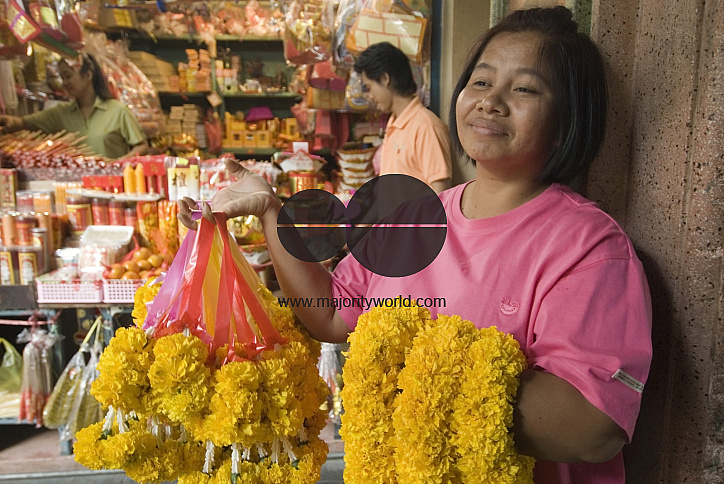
[180,7,652,483]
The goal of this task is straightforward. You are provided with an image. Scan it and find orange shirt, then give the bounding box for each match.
[379,96,453,185]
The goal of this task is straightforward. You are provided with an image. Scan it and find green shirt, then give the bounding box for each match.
[23,97,146,159]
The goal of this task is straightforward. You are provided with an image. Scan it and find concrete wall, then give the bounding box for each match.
[441,0,723,481]
[439,1,485,185]
[587,0,724,482]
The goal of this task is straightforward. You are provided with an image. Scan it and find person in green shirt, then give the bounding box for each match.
[0,53,148,160]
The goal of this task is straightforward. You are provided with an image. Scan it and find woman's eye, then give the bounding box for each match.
[515,87,537,94]
[471,79,490,88]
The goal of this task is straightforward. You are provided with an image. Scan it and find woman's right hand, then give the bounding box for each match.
[0,114,24,133]
[177,158,282,230]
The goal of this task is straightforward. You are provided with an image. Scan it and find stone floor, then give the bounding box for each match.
[0,422,344,483]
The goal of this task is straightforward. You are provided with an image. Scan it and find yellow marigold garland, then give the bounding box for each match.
[341,305,534,483]
[339,302,431,484]
[451,327,535,483]
[76,274,329,483]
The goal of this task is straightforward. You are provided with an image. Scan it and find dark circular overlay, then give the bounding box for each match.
[277,174,447,277]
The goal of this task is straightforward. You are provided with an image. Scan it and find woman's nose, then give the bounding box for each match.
[477,92,508,116]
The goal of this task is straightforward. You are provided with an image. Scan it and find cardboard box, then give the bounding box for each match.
[255,130,272,148]
[98,6,139,29]
[243,131,257,148]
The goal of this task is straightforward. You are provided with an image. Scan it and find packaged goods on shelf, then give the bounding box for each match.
[126,51,176,92]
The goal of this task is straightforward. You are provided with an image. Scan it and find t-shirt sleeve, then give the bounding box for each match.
[330,253,373,330]
[23,104,67,133]
[417,117,452,184]
[526,256,652,441]
[119,105,147,147]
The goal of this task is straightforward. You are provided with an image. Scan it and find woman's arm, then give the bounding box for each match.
[178,159,351,343]
[513,370,628,463]
[0,114,29,133]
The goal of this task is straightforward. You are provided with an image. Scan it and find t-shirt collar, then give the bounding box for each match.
[389,95,421,130]
[71,96,106,112]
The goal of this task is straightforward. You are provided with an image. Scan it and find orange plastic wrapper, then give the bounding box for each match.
[136,201,159,253]
[158,200,179,262]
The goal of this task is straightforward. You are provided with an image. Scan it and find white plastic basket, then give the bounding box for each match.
[102,278,146,304]
[36,273,103,304]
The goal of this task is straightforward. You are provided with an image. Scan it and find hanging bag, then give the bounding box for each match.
[144,213,284,357]
[0,338,22,419]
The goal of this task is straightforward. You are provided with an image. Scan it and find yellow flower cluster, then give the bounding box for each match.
[75,278,330,484]
[339,302,430,483]
[340,304,535,483]
[132,278,161,327]
[91,326,154,415]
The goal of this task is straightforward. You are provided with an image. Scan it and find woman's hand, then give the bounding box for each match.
[177,158,282,230]
[0,114,25,133]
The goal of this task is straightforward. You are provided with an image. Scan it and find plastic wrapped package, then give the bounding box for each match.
[85,33,165,140]
[157,200,179,262]
[58,317,103,441]
[42,349,86,428]
[345,0,432,64]
[244,0,284,37]
[136,201,160,254]
[317,342,342,424]
[333,0,363,69]
[17,327,59,426]
[53,0,83,44]
[0,338,22,419]
[283,0,334,65]
[78,225,134,280]
[210,2,246,36]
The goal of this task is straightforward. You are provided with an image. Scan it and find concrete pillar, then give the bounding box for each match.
[587,1,724,481]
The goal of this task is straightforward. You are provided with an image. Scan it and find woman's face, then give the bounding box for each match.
[361,73,394,113]
[456,31,557,181]
[58,62,92,99]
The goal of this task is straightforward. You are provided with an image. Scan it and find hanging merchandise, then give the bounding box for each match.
[17,325,59,425]
[332,0,363,69]
[345,71,375,112]
[57,317,104,441]
[316,342,342,425]
[74,214,331,483]
[0,60,18,113]
[346,0,431,64]
[0,8,26,58]
[41,317,104,440]
[283,0,334,65]
[6,0,83,53]
[0,337,23,419]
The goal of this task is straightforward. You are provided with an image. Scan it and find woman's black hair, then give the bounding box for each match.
[449,6,608,184]
[354,42,417,97]
[62,53,115,101]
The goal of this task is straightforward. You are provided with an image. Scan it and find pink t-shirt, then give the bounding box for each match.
[331,182,652,483]
[380,96,453,185]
